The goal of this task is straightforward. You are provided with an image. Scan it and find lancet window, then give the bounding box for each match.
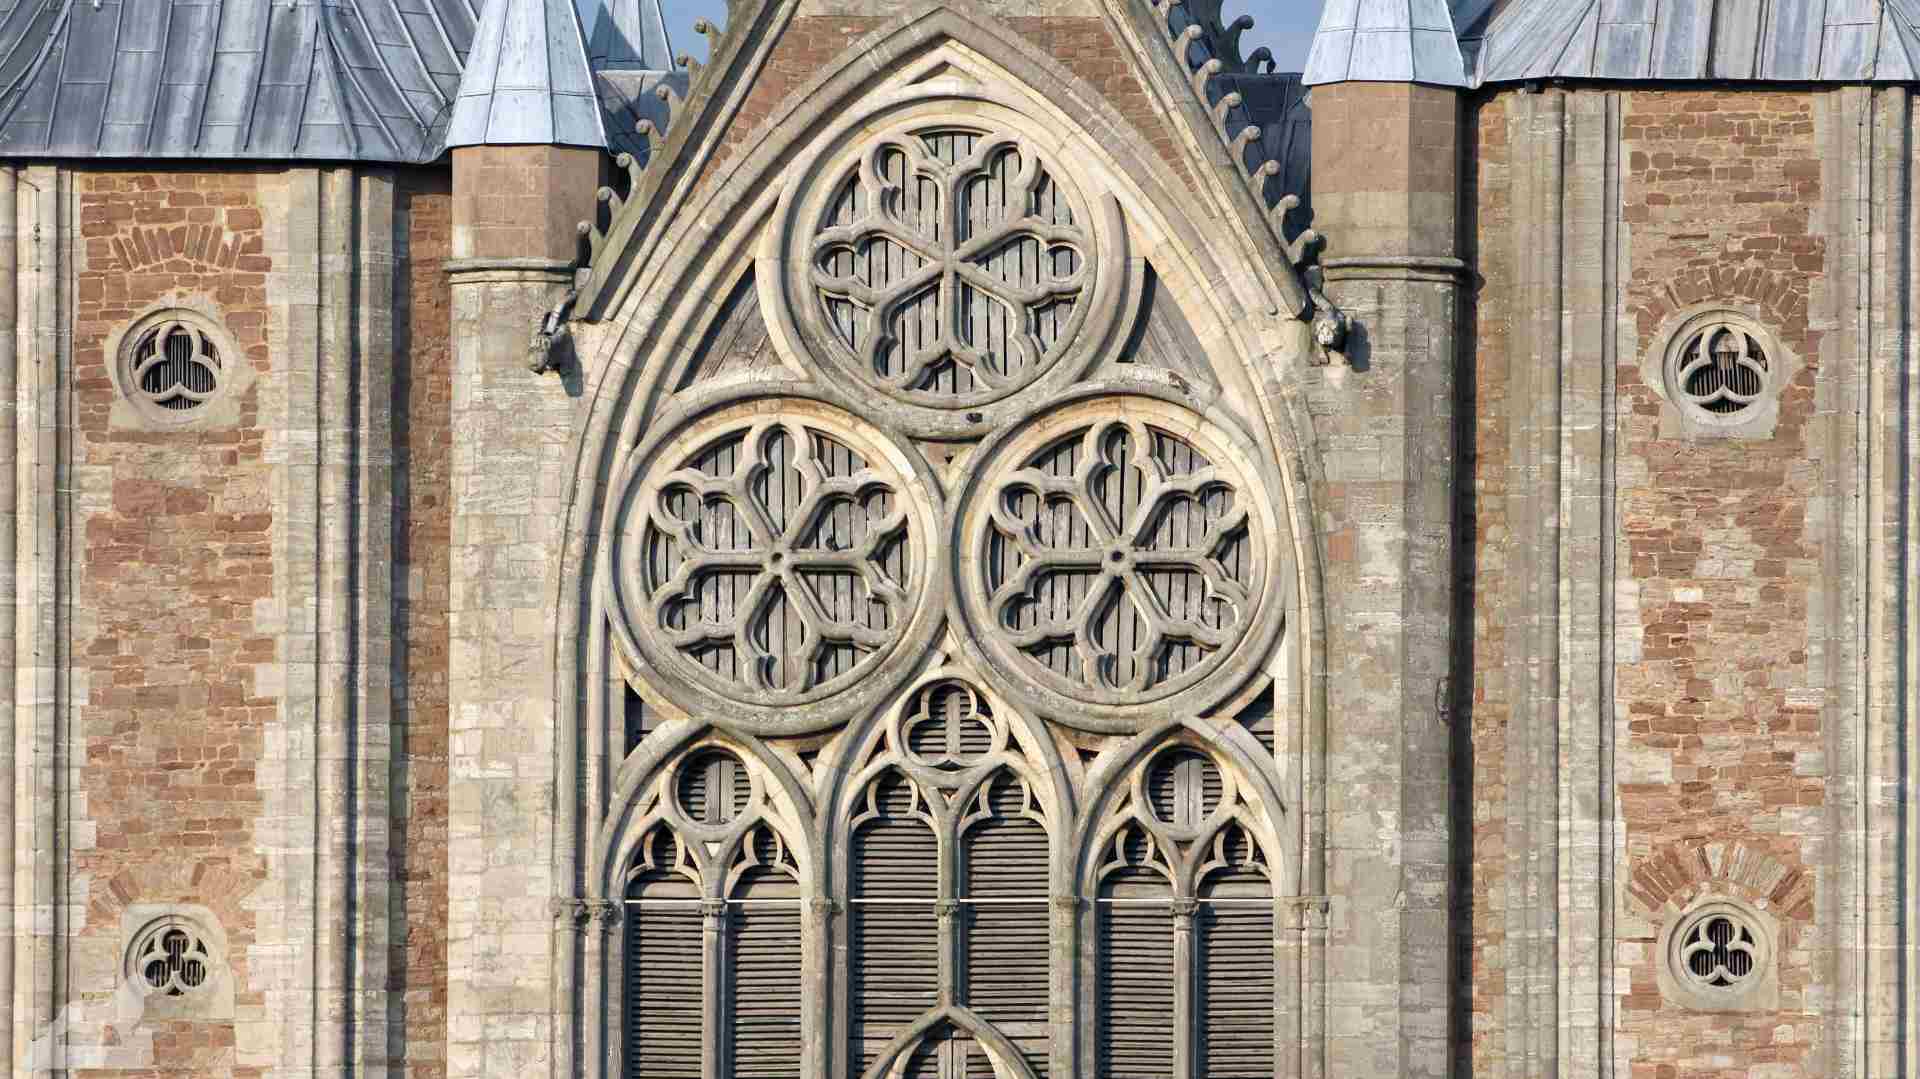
[621,745,805,1078]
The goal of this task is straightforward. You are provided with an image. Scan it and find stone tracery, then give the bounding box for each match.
[811,128,1092,405]
[605,81,1293,1079]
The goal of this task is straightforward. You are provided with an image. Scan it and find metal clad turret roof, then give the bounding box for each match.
[1307,0,1920,85]
[590,0,671,71]
[1302,0,1470,86]
[1462,0,1920,83]
[0,0,479,161]
[444,0,605,148]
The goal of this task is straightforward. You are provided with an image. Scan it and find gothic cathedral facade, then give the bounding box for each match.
[0,0,1912,1076]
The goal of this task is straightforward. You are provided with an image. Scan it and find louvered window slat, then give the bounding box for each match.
[729,867,801,1079]
[963,805,1050,1078]
[1200,897,1276,1078]
[626,892,703,1079]
[1097,878,1175,1079]
[852,793,939,1075]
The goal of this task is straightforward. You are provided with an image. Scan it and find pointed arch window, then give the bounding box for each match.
[844,680,1057,1078]
[1093,747,1275,1079]
[620,747,804,1078]
[849,771,942,1074]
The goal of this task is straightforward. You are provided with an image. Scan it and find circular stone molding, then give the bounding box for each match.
[952,393,1283,729]
[112,308,235,426]
[605,396,942,734]
[120,905,234,1021]
[1657,895,1778,1011]
[1649,307,1794,439]
[766,103,1133,438]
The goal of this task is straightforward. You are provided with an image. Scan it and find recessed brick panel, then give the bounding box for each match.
[72,168,276,1072]
[1614,88,1825,1077]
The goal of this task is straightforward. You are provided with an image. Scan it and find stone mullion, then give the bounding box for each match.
[703,897,728,1079]
[1048,895,1079,1079]
[1170,896,1198,1079]
[805,895,834,1079]
[937,806,960,1010]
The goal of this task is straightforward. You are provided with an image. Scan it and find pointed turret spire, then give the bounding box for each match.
[1302,0,1469,86]
[590,0,675,71]
[445,0,608,148]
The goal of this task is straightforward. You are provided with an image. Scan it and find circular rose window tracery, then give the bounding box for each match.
[769,104,1134,438]
[811,129,1091,404]
[955,396,1279,727]
[608,399,940,732]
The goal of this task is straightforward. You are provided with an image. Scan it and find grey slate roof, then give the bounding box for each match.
[0,0,478,161]
[1461,0,1920,82]
[0,0,678,162]
[1302,0,1470,86]
[444,0,604,148]
[1307,0,1920,85]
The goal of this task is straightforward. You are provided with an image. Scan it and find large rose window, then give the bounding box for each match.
[608,401,938,729]
[810,130,1091,405]
[955,398,1276,724]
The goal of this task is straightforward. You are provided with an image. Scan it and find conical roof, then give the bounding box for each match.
[591,0,675,71]
[445,0,607,149]
[1302,0,1470,86]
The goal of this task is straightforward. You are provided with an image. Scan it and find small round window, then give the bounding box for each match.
[115,310,232,425]
[1660,897,1775,1009]
[127,917,215,1000]
[1656,311,1787,435]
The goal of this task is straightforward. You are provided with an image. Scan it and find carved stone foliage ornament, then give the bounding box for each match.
[607,397,942,733]
[769,110,1131,438]
[954,394,1282,729]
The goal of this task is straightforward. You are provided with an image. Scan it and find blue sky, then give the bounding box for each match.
[629,1,1327,71]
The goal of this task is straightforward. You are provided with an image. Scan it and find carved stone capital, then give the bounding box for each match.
[550,897,593,930]
[808,897,840,918]
[700,899,729,919]
[1050,895,1084,913]
[587,900,623,930]
[1171,897,1200,919]
[937,899,963,920]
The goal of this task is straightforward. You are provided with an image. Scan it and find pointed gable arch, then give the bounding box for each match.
[574,4,1308,363]
[551,9,1329,1077]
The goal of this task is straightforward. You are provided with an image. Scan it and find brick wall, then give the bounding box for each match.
[395,168,453,1079]
[72,168,276,1073]
[1614,88,1825,1078]
[1468,88,1830,1076]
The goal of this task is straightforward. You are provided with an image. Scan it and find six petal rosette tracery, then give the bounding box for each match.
[955,398,1272,722]
[608,399,941,731]
[812,128,1093,406]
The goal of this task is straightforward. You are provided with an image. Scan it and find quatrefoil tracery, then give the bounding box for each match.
[811,130,1092,404]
